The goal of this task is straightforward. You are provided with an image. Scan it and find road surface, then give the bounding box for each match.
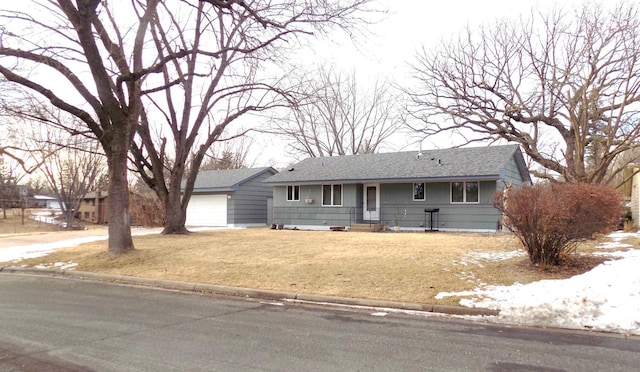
[0,274,638,371]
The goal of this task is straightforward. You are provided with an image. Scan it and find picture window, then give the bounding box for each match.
[322,184,342,206]
[451,181,479,203]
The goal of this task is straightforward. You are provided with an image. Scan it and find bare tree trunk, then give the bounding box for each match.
[107,136,134,258]
[66,209,74,229]
[162,195,188,234]
[161,164,189,234]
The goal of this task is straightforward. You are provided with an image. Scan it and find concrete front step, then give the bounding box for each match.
[349,223,383,232]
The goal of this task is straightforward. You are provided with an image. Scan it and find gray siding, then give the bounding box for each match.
[273,181,501,230]
[227,170,276,225]
[379,181,500,231]
[499,156,528,189]
[272,184,359,226]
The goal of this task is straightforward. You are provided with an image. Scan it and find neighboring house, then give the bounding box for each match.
[76,190,161,226]
[265,145,531,232]
[76,191,108,224]
[31,195,64,209]
[184,167,278,227]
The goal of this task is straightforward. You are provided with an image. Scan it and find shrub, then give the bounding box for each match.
[494,183,621,265]
[129,192,164,227]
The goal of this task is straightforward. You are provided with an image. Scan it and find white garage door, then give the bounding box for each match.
[186,194,228,226]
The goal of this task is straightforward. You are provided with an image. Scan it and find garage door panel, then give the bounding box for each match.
[186,194,227,226]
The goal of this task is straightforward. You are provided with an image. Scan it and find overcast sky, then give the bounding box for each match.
[305,0,566,81]
[254,0,578,167]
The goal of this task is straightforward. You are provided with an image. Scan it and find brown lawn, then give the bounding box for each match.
[0,209,106,236]
[0,209,61,235]
[6,228,621,306]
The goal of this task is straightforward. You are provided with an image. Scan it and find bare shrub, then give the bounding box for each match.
[495,183,621,265]
[130,193,164,227]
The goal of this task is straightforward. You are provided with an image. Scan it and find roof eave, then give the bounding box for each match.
[191,187,236,193]
[266,175,502,186]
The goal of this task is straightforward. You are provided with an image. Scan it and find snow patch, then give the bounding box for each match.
[33,261,78,270]
[439,232,640,334]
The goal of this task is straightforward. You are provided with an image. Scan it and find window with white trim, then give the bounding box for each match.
[451,181,479,203]
[286,185,300,201]
[413,182,425,201]
[322,184,342,206]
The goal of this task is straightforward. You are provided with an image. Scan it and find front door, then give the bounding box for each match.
[363,184,380,221]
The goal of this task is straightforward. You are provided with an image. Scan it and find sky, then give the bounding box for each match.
[1,225,638,335]
[251,0,590,167]
[308,0,561,81]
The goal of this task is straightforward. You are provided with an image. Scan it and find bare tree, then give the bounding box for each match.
[129,1,373,234]
[26,125,106,229]
[272,65,403,157]
[0,104,43,176]
[405,2,640,184]
[200,134,255,171]
[0,0,372,251]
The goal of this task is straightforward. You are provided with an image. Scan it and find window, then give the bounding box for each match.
[366,186,377,211]
[83,211,90,219]
[286,185,300,201]
[413,183,425,201]
[322,184,342,206]
[465,182,479,203]
[451,181,479,203]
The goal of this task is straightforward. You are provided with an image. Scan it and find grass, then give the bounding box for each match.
[0,209,105,236]
[6,228,625,306]
[0,209,61,235]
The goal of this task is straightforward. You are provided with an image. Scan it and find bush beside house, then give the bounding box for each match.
[495,183,621,265]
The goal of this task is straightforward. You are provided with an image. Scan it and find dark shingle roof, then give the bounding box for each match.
[266,145,528,184]
[188,167,277,192]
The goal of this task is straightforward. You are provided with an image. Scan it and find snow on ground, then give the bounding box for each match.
[438,232,640,335]
[33,261,78,270]
[457,250,526,266]
[0,226,230,264]
[0,235,110,263]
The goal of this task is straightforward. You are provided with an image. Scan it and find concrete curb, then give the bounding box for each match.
[0,266,499,317]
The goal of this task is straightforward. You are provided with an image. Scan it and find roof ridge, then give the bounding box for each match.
[265,145,525,184]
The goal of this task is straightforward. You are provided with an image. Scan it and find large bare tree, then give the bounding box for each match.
[272,65,402,157]
[405,2,640,183]
[129,1,372,234]
[0,1,372,253]
[0,0,160,257]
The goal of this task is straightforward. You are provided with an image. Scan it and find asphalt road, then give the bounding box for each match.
[0,274,639,371]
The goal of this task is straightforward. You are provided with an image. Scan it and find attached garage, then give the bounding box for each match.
[183,167,278,227]
[185,194,228,226]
